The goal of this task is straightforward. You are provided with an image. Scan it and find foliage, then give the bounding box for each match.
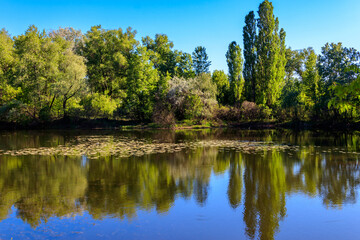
[329,69,360,120]
[175,51,195,79]
[243,11,257,102]
[167,74,217,120]
[50,29,88,118]
[82,92,119,118]
[80,25,137,98]
[125,46,159,120]
[1,4,360,126]
[152,100,175,126]
[285,48,304,82]
[192,46,211,75]
[226,41,245,104]
[191,73,218,119]
[255,0,287,107]
[211,70,229,105]
[142,34,176,77]
[14,25,64,119]
[299,48,320,117]
[0,29,20,105]
[318,42,360,118]
[241,101,260,120]
[318,42,360,87]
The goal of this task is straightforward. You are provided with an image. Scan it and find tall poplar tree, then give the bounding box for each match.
[226,41,244,104]
[243,11,257,102]
[255,0,286,107]
[273,28,287,105]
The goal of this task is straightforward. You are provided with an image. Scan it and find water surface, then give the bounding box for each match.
[0,129,359,240]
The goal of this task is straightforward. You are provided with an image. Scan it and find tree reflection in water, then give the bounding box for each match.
[0,130,359,239]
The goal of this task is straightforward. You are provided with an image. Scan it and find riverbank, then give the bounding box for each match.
[1,118,360,131]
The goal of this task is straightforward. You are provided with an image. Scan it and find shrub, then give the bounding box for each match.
[259,105,272,120]
[214,105,241,121]
[82,93,119,118]
[240,101,260,120]
[183,94,203,119]
[65,97,84,119]
[167,74,218,120]
[39,106,52,122]
[152,101,175,126]
[0,101,30,122]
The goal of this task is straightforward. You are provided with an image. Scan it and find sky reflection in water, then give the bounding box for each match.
[0,129,359,240]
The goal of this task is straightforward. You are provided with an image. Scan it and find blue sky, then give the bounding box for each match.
[2,0,360,72]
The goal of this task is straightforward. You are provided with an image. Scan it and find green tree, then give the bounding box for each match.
[80,25,137,98]
[226,41,244,104]
[329,68,360,118]
[192,46,211,75]
[48,27,83,52]
[142,34,178,77]
[50,28,87,118]
[255,0,287,107]
[82,92,119,118]
[280,78,301,119]
[54,48,87,118]
[318,42,359,87]
[125,46,160,120]
[211,70,229,105]
[285,48,304,82]
[190,73,218,119]
[14,25,63,120]
[175,51,195,79]
[0,29,20,106]
[276,28,287,99]
[299,48,320,117]
[243,11,257,102]
[318,43,360,118]
[167,74,217,120]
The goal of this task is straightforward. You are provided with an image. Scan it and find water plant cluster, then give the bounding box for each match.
[0,136,300,158]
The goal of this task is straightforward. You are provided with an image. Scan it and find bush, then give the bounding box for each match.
[214,105,241,121]
[183,94,203,119]
[152,101,175,126]
[39,106,52,122]
[167,74,218,121]
[65,98,84,119]
[259,105,272,120]
[82,93,119,118]
[0,101,30,123]
[240,101,260,120]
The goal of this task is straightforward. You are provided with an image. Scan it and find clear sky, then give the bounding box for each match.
[2,0,360,72]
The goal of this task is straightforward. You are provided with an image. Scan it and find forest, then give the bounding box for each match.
[0,0,359,127]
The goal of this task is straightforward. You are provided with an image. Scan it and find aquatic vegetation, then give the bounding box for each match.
[0,136,300,158]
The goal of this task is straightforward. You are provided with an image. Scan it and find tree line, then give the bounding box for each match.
[0,0,359,125]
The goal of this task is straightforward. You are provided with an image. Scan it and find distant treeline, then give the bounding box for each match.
[0,0,359,126]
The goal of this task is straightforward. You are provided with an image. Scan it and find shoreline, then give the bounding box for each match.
[0,118,359,131]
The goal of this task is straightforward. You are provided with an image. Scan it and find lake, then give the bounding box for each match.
[0,129,359,240]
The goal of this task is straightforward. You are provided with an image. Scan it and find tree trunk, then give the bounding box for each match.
[63,98,68,120]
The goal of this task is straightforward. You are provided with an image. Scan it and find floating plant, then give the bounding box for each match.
[0,136,303,159]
